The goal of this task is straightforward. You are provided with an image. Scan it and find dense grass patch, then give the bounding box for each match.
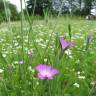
[0,17,96,96]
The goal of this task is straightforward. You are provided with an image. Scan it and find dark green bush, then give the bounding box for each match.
[0,0,19,23]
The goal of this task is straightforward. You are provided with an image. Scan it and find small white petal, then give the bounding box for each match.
[73,83,80,88]
[0,69,3,73]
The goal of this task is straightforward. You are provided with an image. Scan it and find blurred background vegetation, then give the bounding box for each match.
[0,0,19,23]
[26,0,96,16]
[0,0,96,23]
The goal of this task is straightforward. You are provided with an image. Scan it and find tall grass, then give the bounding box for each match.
[0,0,96,96]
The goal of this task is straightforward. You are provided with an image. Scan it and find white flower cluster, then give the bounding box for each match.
[0,69,4,74]
[73,83,80,88]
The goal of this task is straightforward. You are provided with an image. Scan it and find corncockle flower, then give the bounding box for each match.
[35,64,59,80]
[60,37,75,50]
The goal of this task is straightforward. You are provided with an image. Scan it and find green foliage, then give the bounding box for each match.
[0,16,96,96]
[8,3,20,21]
[0,0,19,23]
[26,0,52,16]
[26,0,96,16]
[0,0,6,23]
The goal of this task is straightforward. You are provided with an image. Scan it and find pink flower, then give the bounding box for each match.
[60,37,75,50]
[35,64,59,80]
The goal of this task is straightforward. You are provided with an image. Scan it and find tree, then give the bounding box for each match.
[79,0,96,15]
[82,0,93,15]
[64,0,96,15]
[26,0,96,16]
[26,0,52,16]
[0,0,19,23]
[9,3,19,20]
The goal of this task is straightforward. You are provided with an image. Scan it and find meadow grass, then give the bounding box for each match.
[0,15,96,96]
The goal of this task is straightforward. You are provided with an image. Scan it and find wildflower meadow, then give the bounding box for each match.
[0,0,96,96]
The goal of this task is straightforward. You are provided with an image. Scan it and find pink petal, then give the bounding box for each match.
[37,73,46,80]
[60,37,75,50]
[35,64,59,80]
[51,69,59,76]
[47,76,53,80]
[60,37,69,49]
[35,64,52,73]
